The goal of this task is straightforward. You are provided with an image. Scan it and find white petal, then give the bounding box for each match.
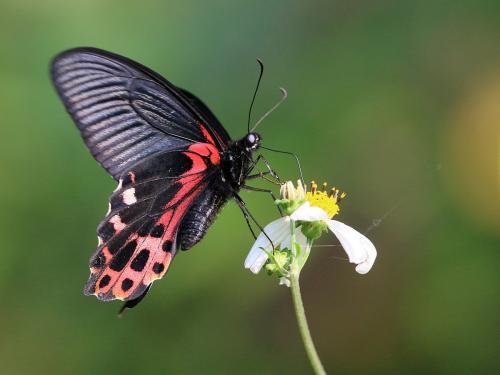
[326,220,377,274]
[244,218,289,274]
[290,202,329,222]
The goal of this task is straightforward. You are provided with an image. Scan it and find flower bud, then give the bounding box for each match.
[280,180,306,200]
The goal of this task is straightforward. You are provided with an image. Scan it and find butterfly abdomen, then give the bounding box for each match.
[178,186,230,250]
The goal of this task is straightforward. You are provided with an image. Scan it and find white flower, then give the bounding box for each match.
[244,201,377,275]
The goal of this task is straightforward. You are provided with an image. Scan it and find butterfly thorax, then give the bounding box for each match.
[220,132,261,191]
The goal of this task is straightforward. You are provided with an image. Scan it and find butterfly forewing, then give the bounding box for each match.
[51,48,229,179]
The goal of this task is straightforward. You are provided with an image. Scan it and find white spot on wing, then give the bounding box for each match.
[110,215,126,231]
[122,188,137,205]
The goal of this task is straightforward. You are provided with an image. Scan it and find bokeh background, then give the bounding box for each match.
[0,0,498,374]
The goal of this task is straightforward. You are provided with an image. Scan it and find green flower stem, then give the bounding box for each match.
[290,273,327,375]
[289,222,326,375]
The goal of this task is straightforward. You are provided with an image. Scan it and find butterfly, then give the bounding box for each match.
[51,47,281,310]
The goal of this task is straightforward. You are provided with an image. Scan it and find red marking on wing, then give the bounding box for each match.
[198,121,227,150]
[112,234,165,300]
[102,247,113,262]
[186,143,220,166]
[127,171,136,184]
[199,122,216,146]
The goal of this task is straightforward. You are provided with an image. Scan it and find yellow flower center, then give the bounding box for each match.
[305,181,347,218]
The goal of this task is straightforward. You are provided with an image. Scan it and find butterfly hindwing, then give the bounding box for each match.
[85,143,221,301]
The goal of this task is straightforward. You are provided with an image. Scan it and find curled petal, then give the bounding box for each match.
[326,220,377,274]
[290,202,329,222]
[244,218,289,274]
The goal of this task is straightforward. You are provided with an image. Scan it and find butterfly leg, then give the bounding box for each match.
[259,155,282,183]
[233,193,275,250]
[237,204,258,240]
[246,171,271,180]
[241,184,283,216]
[232,193,258,240]
[246,171,285,186]
[253,154,281,183]
[243,154,281,185]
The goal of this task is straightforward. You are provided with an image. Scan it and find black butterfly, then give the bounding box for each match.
[51,47,283,310]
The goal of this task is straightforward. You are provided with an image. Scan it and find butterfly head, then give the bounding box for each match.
[244,132,261,152]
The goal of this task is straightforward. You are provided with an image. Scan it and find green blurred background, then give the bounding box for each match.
[0,0,498,374]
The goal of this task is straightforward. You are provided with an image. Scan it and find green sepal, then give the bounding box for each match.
[275,198,306,216]
[264,245,292,278]
[300,221,327,241]
[265,250,289,276]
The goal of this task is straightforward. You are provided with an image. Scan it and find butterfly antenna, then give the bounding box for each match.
[247,58,265,133]
[250,88,288,132]
[260,145,304,187]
